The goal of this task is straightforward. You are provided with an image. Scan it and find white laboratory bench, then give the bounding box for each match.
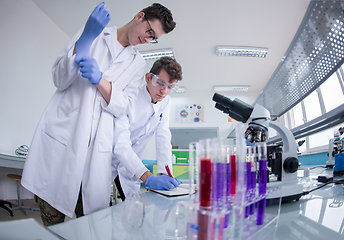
[0,152,26,169]
[0,168,343,240]
[0,151,30,200]
[50,167,344,239]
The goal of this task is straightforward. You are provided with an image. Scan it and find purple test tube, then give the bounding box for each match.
[226,162,231,203]
[245,160,251,218]
[211,138,227,239]
[211,138,227,212]
[249,170,256,215]
[249,146,256,215]
[224,161,231,228]
[256,143,267,225]
[215,162,225,210]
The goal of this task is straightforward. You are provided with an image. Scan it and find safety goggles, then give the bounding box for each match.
[151,74,178,92]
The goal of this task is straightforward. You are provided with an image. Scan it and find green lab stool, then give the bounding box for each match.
[7,174,40,215]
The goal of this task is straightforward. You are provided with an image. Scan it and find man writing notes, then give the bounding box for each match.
[113,57,183,200]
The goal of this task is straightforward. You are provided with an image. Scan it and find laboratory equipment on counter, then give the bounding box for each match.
[334,152,344,177]
[212,93,303,202]
[332,132,344,177]
[297,140,305,154]
[326,127,344,167]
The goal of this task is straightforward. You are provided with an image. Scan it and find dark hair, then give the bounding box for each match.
[140,3,176,33]
[150,57,182,82]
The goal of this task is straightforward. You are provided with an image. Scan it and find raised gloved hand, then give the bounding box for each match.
[75,2,111,64]
[145,175,181,190]
[78,56,102,85]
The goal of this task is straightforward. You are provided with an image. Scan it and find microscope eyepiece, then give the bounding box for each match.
[212,93,235,110]
[214,103,227,113]
[212,93,254,123]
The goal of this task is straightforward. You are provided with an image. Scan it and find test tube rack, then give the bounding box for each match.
[175,122,282,240]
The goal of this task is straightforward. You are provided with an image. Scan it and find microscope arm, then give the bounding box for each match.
[269,121,299,183]
[269,121,297,156]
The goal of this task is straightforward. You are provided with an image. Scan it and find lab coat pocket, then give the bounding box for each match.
[98,112,113,152]
[44,102,79,146]
[40,129,67,174]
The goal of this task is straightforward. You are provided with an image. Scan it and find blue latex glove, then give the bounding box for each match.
[175,178,183,185]
[78,56,102,85]
[75,2,111,64]
[145,175,181,190]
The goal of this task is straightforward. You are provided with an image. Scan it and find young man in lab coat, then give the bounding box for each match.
[21,2,176,226]
[112,57,183,200]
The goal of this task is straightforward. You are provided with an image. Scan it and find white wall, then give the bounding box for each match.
[0,0,69,199]
[0,0,69,153]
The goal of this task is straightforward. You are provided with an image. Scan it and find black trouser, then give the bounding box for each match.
[114,175,126,201]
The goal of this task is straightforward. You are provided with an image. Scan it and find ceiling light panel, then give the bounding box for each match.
[174,87,186,93]
[216,46,268,58]
[213,85,250,92]
[139,48,175,61]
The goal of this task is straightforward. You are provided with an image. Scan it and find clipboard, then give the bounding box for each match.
[146,183,196,197]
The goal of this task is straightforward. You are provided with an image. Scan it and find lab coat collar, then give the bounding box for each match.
[142,84,155,104]
[104,26,138,63]
[142,84,163,112]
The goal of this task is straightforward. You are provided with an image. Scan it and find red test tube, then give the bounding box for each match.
[199,138,212,209]
[198,138,212,240]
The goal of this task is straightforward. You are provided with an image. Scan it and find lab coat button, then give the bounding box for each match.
[97,96,102,102]
[93,115,96,120]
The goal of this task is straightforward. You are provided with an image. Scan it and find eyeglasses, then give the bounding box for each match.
[144,15,158,44]
[151,74,178,92]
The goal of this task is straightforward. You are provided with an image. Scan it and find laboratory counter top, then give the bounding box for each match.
[1,168,343,240]
[49,167,344,240]
[49,168,344,240]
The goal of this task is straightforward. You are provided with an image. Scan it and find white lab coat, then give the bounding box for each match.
[21,26,145,217]
[112,85,173,196]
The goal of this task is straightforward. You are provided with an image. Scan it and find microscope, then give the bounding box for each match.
[213,93,303,202]
[326,127,344,167]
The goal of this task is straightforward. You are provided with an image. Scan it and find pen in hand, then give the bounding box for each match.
[166,164,183,186]
[165,164,173,178]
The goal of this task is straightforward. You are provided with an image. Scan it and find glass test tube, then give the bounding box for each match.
[231,122,247,206]
[230,154,236,197]
[249,146,257,215]
[245,147,252,218]
[232,122,247,238]
[199,138,212,209]
[256,142,267,225]
[189,142,199,203]
[212,138,227,212]
[211,138,227,240]
[224,143,232,229]
[198,139,212,240]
